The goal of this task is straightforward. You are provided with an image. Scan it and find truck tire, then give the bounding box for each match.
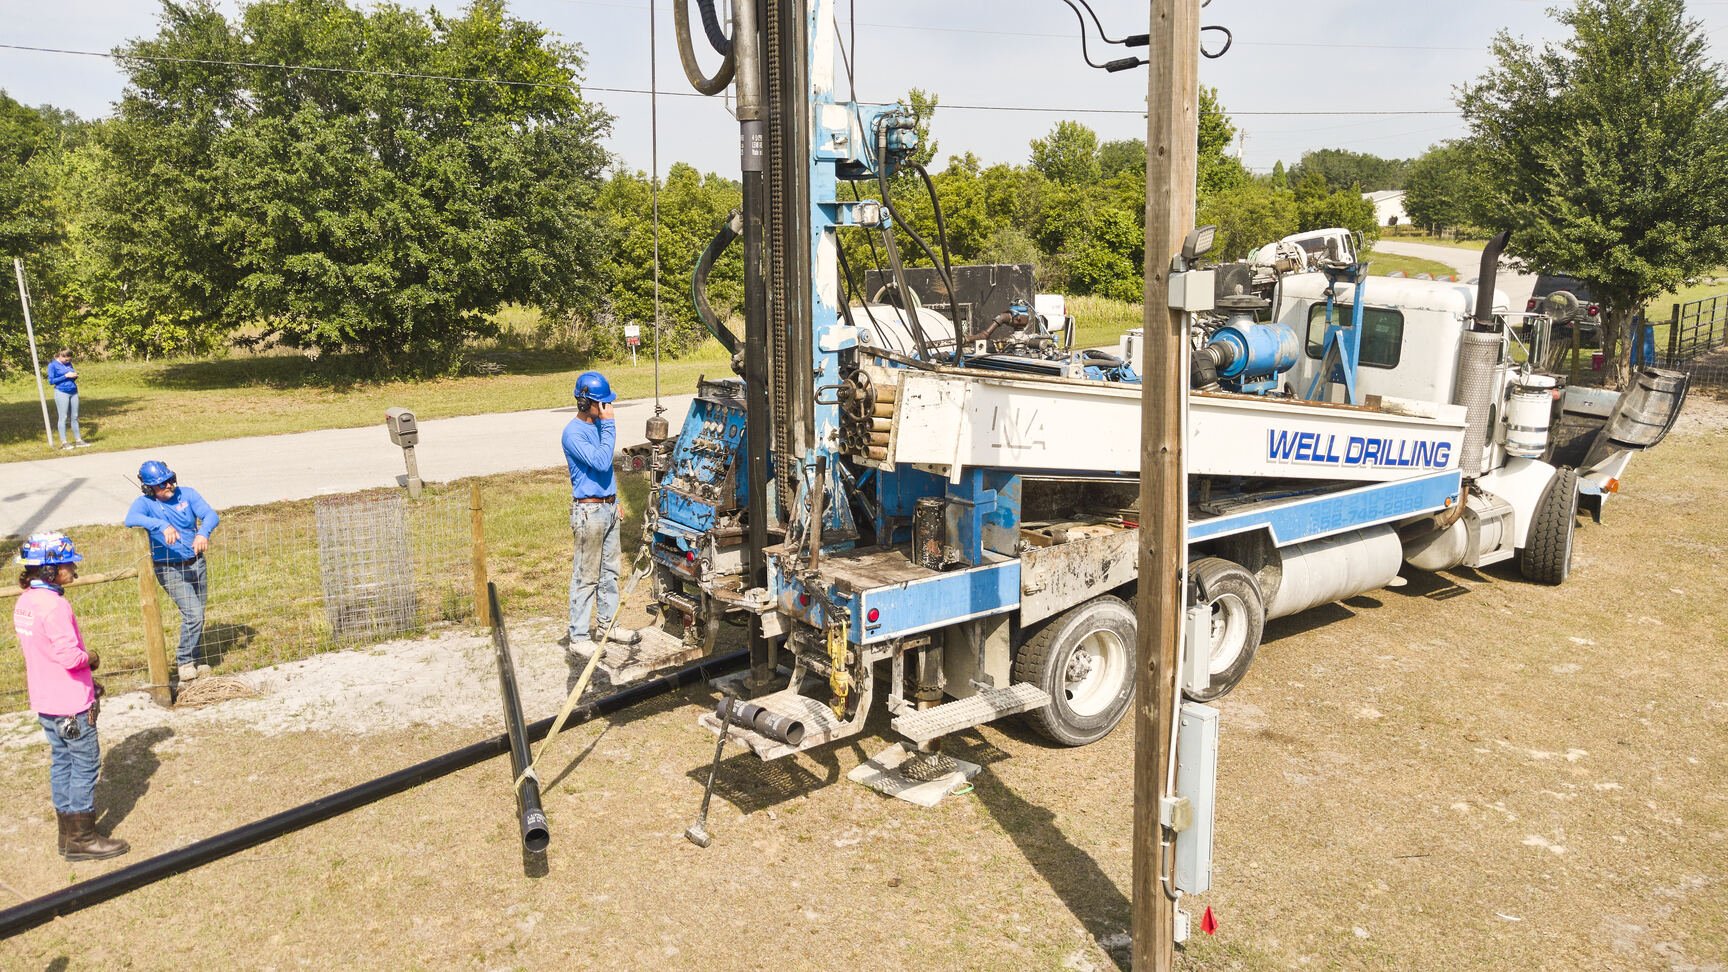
[1520,467,1579,585]
[1185,557,1266,702]
[1015,595,1137,747]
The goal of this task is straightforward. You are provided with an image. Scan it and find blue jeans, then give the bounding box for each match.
[567,501,620,642]
[39,710,100,814]
[53,389,83,446]
[155,558,208,666]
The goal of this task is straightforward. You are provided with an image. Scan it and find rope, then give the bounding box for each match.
[516,492,664,791]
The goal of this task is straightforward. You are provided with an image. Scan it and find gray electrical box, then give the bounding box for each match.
[1174,702,1220,894]
[384,407,419,447]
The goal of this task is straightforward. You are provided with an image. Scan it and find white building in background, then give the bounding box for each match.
[1364,189,1408,227]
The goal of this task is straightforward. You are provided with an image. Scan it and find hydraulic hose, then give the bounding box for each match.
[674,0,736,96]
[695,0,731,55]
[693,210,744,356]
[0,646,750,940]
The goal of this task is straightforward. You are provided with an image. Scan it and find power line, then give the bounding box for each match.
[0,43,1461,118]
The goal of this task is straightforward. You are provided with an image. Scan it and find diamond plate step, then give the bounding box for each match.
[891,682,1051,744]
[698,688,861,760]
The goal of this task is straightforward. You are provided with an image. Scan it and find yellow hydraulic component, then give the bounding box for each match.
[826,623,850,718]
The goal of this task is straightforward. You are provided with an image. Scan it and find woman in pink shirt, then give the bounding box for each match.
[14,532,128,861]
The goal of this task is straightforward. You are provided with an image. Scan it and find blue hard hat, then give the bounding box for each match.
[18,532,84,567]
[574,371,616,404]
[138,460,176,487]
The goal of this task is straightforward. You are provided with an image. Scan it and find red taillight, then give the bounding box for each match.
[867,607,880,623]
[1587,304,1599,317]
[1526,299,1537,312]
[798,594,810,607]
[685,550,696,563]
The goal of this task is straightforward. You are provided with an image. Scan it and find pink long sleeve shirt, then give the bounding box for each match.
[14,585,94,717]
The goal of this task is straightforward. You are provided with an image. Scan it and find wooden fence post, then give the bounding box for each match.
[1668,302,1680,366]
[134,529,171,706]
[471,484,491,628]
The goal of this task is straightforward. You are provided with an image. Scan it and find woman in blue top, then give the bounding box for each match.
[45,349,89,450]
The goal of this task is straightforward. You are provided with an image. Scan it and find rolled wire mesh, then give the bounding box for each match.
[1,487,475,712]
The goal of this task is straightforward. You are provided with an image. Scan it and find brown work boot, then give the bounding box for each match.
[56,811,73,855]
[62,812,128,862]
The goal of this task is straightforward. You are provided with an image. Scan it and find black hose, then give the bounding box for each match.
[488,584,547,854]
[874,118,936,361]
[674,0,735,96]
[693,211,743,356]
[695,0,731,55]
[0,647,750,940]
[908,161,963,363]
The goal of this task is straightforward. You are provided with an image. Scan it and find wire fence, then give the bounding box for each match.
[1,486,479,712]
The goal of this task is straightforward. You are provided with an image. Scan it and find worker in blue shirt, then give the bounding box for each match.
[123,461,220,682]
[45,349,89,450]
[561,371,639,655]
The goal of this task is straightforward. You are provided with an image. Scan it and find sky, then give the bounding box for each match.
[6,0,1728,178]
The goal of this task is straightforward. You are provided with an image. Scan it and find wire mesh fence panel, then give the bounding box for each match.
[315,493,418,640]
[2,487,479,713]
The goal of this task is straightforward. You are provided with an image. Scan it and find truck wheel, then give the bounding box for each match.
[1520,467,1579,585]
[1184,558,1265,703]
[1015,595,1137,747]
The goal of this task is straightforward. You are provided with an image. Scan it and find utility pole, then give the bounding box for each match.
[1133,0,1199,969]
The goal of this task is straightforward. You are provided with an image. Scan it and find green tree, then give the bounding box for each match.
[1198,86,1248,195]
[0,92,59,261]
[1402,140,1484,233]
[0,93,73,374]
[80,0,612,371]
[593,163,741,356]
[1029,120,1101,185]
[1290,148,1410,191]
[1098,138,1146,181]
[1461,0,1728,387]
[1292,171,1380,244]
[1197,180,1299,261]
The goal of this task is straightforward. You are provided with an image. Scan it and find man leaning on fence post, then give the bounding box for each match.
[124,461,220,683]
[559,371,639,657]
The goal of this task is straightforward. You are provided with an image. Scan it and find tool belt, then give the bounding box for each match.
[572,496,616,505]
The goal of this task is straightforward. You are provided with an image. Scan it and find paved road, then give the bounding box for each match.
[0,394,694,538]
[1371,239,1539,311]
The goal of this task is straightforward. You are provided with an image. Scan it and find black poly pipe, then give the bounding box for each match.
[488,583,548,854]
[0,647,749,941]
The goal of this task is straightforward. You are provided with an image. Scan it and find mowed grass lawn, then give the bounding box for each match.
[0,337,736,464]
[1361,249,1458,279]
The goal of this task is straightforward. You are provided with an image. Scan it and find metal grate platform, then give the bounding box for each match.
[890,682,1051,744]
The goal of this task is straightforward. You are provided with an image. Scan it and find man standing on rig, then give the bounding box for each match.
[561,371,640,656]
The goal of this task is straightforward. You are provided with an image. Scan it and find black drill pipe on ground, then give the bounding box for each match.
[489,583,548,854]
[0,647,750,941]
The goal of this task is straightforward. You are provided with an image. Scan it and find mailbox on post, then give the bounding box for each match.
[385,407,423,497]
